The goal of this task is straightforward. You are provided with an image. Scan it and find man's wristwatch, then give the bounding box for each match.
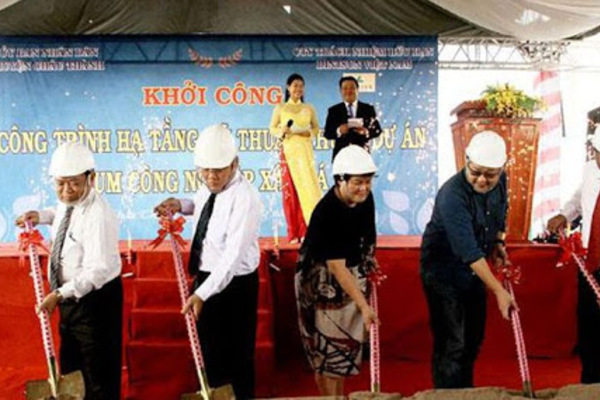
[54,290,63,303]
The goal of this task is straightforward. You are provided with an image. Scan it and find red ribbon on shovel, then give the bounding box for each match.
[19,228,50,253]
[147,215,187,249]
[495,262,533,398]
[493,263,522,286]
[18,228,49,269]
[558,232,600,307]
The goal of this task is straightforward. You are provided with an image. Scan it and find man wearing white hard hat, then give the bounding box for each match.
[420,130,517,388]
[295,145,380,396]
[154,123,262,399]
[15,141,123,399]
[547,126,600,384]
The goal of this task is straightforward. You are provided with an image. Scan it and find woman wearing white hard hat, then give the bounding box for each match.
[295,145,380,396]
[269,73,322,243]
[154,124,262,399]
[420,130,518,389]
[15,141,123,399]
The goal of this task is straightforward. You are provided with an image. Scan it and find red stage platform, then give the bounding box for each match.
[0,237,580,399]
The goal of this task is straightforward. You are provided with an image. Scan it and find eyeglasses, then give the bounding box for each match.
[466,163,502,180]
[201,166,230,175]
[54,176,87,190]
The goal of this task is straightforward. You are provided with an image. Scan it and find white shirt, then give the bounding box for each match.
[180,170,262,301]
[562,160,600,247]
[38,189,122,299]
[346,99,358,118]
[336,99,359,137]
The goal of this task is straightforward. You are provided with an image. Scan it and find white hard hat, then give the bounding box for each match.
[49,141,95,177]
[194,124,237,168]
[332,145,377,176]
[465,130,507,168]
[591,125,600,152]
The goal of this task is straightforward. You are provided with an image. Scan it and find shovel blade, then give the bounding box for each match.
[26,370,85,400]
[181,393,205,400]
[57,370,85,399]
[211,384,235,400]
[25,379,53,400]
[181,384,235,400]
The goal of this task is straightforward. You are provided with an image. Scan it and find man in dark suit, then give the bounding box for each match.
[324,76,382,160]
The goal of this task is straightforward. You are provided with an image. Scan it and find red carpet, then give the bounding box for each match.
[0,237,583,399]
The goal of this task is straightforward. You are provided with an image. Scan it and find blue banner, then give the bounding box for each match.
[0,35,438,241]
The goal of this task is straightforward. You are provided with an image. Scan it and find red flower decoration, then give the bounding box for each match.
[148,216,187,249]
[494,264,522,285]
[367,265,387,286]
[18,229,49,254]
[558,232,586,267]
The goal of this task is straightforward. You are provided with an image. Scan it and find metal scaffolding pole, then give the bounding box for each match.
[438,36,600,71]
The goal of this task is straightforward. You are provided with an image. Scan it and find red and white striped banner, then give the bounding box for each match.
[531,70,563,236]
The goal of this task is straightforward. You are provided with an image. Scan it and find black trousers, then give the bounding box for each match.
[59,278,123,400]
[194,270,258,400]
[577,269,600,383]
[421,274,486,388]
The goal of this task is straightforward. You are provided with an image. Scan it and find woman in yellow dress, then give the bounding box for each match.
[269,73,322,243]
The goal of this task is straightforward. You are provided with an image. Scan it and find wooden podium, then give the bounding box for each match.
[451,101,541,242]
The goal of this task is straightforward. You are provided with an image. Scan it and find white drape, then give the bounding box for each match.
[430,0,600,40]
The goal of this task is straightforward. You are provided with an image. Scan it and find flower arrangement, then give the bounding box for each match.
[481,83,545,118]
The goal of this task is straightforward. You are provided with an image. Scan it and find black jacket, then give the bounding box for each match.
[324,101,382,160]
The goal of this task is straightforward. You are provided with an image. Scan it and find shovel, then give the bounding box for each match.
[368,282,381,393]
[559,233,600,308]
[22,222,85,400]
[367,263,386,393]
[161,214,235,400]
[495,259,534,399]
[504,279,534,398]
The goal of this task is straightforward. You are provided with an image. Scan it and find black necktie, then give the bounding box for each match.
[50,206,74,290]
[188,193,217,275]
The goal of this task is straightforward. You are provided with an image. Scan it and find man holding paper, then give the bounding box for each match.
[324,76,382,160]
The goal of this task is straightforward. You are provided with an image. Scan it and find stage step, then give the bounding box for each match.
[130,307,273,342]
[134,250,190,279]
[126,340,194,383]
[132,278,181,309]
[126,379,199,400]
[132,276,271,310]
[126,340,275,398]
[129,308,185,341]
[254,340,276,398]
[125,253,277,398]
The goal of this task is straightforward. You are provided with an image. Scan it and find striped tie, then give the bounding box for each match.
[50,206,74,290]
[347,103,354,118]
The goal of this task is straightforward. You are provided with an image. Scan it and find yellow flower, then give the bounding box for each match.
[480,83,544,118]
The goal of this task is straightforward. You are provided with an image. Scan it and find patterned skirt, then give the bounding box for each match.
[294,261,369,377]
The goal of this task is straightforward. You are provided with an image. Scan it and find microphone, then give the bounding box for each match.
[281,119,294,141]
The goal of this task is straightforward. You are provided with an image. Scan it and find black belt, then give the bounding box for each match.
[59,276,122,306]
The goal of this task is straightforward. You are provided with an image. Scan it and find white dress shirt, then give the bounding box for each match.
[562,160,600,247]
[180,169,262,301]
[346,99,358,118]
[337,99,359,137]
[38,189,122,299]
